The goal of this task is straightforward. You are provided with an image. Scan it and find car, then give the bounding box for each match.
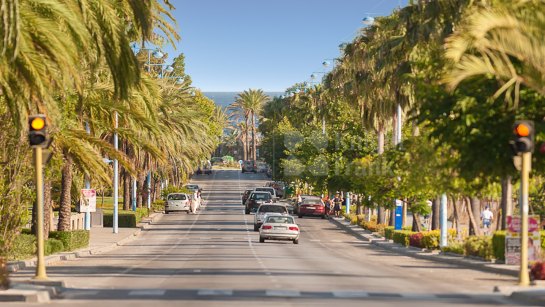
[165,193,191,214]
[241,160,257,173]
[298,197,326,219]
[245,191,272,214]
[203,165,212,175]
[241,189,253,205]
[184,184,201,192]
[257,162,268,173]
[254,187,277,200]
[276,201,295,215]
[294,195,321,214]
[259,214,300,244]
[253,204,289,231]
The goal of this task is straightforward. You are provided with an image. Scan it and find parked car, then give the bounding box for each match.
[241,189,254,205]
[254,187,277,200]
[276,201,295,215]
[259,214,300,244]
[245,191,272,214]
[184,184,201,192]
[253,204,289,231]
[165,193,191,214]
[241,160,257,173]
[298,197,326,219]
[294,195,321,214]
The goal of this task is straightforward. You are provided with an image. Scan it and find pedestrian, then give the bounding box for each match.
[191,191,199,214]
[333,193,343,217]
[324,195,331,216]
[481,206,493,231]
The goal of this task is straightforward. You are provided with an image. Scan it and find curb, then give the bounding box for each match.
[7,212,163,273]
[329,217,519,277]
[0,288,50,303]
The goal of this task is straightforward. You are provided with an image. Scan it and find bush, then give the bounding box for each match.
[103,208,147,227]
[409,232,424,248]
[492,231,506,261]
[420,231,440,249]
[7,234,36,260]
[152,200,165,212]
[464,235,493,260]
[393,230,415,247]
[45,238,65,256]
[531,262,545,280]
[49,230,89,250]
[347,214,358,225]
[442,241,464,255]
[384,227,395,240]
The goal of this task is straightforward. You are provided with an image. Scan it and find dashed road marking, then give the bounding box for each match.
[333,291,369,298]
[266,290,301,297]
[197,289,234,296]
[128,290,166,296]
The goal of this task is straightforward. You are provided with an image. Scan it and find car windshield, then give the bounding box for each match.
[266,216,294,224]
[302,199,323,205]
[255,188,274,194]
[168,194,186,200]
[251,193,271,200]
[186,185,199,190]
[258,205,286,213]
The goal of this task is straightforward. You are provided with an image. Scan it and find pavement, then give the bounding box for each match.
[2,211,163,302]
[328,215,545,306]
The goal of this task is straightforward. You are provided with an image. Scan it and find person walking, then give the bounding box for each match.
[324,195,331,217]
[481,206,493,234]
[333,193,343,218]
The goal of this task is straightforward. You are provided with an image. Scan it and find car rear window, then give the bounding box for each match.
[302,198,323,205]
[255,188,274,194]
[259,205,286,213]
[266,216,294,224]
[168,194,186,200]
[252,193,271,200]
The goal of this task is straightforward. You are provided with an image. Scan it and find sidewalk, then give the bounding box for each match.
[329,216,545,305]
[2,212,163,302]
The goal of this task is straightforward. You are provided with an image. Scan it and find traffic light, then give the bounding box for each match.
[28,114,47,147]
[512,120,534,154]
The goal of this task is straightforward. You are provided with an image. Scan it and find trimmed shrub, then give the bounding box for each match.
[492,231,506,261]
[442,241,464,255]
[420,231,440,249]
[464,235,493,260]
[409,232,424,248]
[531,262,545,280]
[384,227,395,240]
[103,208,146,227]
[348,214,358,225]
[49,230,89,250]
[45,238,65,256]
[393,230,415,247]
[152,200,165,212]
[7,234,36,260]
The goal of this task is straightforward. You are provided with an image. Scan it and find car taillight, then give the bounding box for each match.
[289,226,299,231]
[262,225,272,230]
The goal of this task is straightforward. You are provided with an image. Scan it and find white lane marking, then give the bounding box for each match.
[332,291,369,298]
[310,239,321,242]
[128,290,166,296]
[266,290,301,297]
[197,289,234,296]
[193,269,202,273]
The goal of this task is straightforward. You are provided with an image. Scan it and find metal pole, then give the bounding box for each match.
[132,177,137,211]
[113,112,119,234]
[147,172,151,209]
[396,104,402,144]
[519,152,531,286]
[34,146,47,280]
[345,192,351,216]
[84,122,91,230]
[440,193,448,248]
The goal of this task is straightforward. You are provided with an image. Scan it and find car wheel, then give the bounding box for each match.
[298,214,303,218]
[293,239,299,244]
[254,224,259,231]
[165,211,169,214]
[259,237,265,243]
[245,209,250,214]
[321,215,326,219]
[186,211,190,214]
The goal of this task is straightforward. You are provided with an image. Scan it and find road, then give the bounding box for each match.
[8,170,530,306]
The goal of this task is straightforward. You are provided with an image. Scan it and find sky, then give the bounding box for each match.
[162,0,407,92]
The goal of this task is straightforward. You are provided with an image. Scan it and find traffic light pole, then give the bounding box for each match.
[519,152,531,286]
[33,146,47,280]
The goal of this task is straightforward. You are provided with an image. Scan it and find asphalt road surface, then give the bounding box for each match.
[8,170,532,306]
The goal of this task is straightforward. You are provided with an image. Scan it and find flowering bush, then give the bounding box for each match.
[409,232,424,248]
[531,262,545,280]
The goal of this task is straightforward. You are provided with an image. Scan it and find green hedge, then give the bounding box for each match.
[384,227,395,240]
[103,208,146,227]
[464,235,493,260]
[7,234,36,260]
[392,230,415,247]
[45,238,64,256]
[49,230,89,250]
[492,231,506,261]
[442,241,464,255]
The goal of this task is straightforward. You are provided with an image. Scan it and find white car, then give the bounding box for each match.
[253,204,288,231]
[254,187,277,200]
[184,184,201,192]
[259,214,300,244]
[165,193,191,214]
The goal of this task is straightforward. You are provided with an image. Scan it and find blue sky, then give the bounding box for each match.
[162,0,407,92]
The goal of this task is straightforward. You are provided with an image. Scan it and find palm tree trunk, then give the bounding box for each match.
[123,169,130,210]
[58,152,73,231]
[501,176,512,230]
[377,126,385,224]
[467,197,481,236]
[44,179,52,239]
[252,113,257,161]
[137,174,145,208]
[431,197,440,230]
[451,196,462,239]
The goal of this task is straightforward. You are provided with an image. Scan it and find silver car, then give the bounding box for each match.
[254,204,288,231]
[165,193,191,214]
[259,214,300,244]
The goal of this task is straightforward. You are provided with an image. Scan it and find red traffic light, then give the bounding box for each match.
[515,123,531,137]
[512,120,534,154]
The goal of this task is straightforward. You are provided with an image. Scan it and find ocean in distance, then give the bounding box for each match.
[204,92,284,108]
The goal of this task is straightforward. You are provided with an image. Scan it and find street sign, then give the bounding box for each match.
[80,189,97,213]
[394,200,403,230]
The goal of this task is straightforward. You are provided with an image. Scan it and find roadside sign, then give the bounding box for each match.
[80,189,97,213]
[505,215,541,264]
[238,160,243,165]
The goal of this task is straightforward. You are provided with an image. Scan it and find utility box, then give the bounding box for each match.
[90,209,103,228]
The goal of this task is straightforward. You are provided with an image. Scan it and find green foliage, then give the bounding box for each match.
[442,242,465,255]
[49,230,89,250]
[392,230,416,247]
[464,236,494,260]
[492,231,506,261]
[45,239,65,256]
[6,234,36,260]
[161,185,191,199]
[384,227,395,240]
[152,200,165,212]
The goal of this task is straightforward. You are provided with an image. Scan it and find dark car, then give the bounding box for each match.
[245,191,272,214]
[241,189,253,205]
[241,160,257,173]
[298,198,326,219]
